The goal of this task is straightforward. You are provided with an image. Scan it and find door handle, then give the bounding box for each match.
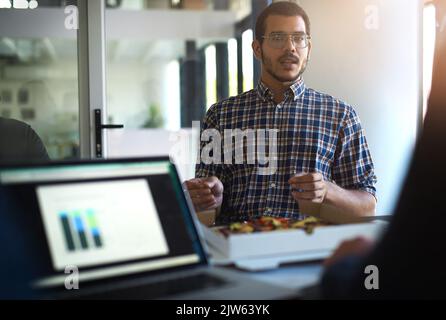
[94,109,124,158]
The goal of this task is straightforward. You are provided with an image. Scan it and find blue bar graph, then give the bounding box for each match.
[87,209,103,248]
[59,209,103,252]
[73,212,88,249]
[59,212,75,251]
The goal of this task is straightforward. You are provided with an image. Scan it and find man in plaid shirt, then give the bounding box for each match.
[185,2,377,224]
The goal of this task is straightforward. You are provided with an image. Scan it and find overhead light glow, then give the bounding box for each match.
[0,0,39,9]
[13,0,29,9]
[0,0,12,8]
[29,0,38,9]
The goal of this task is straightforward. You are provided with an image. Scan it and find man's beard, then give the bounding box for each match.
[261,52,308,83]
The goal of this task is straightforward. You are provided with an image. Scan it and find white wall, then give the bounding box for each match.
[106,47,182,130]
[298,0,422,214]
[107,61,163,128]
[107,128,198,182]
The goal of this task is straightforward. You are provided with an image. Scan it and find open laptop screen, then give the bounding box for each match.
[0,158,206,289]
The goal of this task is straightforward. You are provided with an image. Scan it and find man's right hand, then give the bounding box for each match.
[184,177,224,212]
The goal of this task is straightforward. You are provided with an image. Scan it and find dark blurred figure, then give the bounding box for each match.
[0,117,48,299]
[0,202,37,299]
[320,0,446,299]
[0,117,49,163]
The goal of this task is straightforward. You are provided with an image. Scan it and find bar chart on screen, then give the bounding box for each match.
[59,209,103,252]
[37,179,169,270]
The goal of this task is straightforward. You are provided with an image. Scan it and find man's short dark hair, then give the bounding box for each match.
[255,1,311,43]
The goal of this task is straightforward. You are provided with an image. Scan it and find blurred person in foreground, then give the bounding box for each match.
[320,1,446,299]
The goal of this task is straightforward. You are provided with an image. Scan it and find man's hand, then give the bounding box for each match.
[323,237,375,268]
[289,172,376,220]
[288,172,328,204]
[184,177,223,212]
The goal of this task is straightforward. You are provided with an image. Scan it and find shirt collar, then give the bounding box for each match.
[289,78,306,100]
[256,78,306,102]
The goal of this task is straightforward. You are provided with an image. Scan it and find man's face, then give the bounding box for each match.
[253,15,311,85]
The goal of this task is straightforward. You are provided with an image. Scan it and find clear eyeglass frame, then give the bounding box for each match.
[262,33,311,49]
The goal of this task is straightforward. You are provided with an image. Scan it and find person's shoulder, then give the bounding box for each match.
[209,89,258,112]
[0,117,30,129]
[0,117,31,134]
[304,87,357,116]
[0,117,49,161]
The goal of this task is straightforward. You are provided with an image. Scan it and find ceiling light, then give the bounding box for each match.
[0,0,39,9]
[29,0,38,9]
[13,0,29,9]
[0,0,12,8]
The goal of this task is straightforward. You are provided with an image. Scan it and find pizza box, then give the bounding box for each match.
[202,220,386,270]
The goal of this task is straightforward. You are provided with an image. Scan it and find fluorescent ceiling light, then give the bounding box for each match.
[0,0,39,9]
[29,0,38,9]
[0,0,12,8]
[13,0,29,9]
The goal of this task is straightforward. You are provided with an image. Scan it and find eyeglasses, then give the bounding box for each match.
[262,33,311,49]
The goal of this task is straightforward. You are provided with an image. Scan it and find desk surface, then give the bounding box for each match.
[242,261,323,293]
[206,216,392,295]
[210,246,323,294]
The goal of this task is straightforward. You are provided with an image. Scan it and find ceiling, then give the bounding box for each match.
[0,0,248,68]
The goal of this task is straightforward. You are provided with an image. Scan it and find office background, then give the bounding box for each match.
[0,0,436,215]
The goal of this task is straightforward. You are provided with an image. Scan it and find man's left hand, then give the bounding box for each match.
[288,172,328,203]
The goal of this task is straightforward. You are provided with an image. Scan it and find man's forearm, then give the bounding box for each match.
[323,182,376,218]
[298,184,376,224]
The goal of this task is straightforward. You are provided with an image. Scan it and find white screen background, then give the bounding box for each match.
[37,179,169,270]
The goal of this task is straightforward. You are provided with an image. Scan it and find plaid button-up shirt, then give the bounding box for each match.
[195,79,377,224]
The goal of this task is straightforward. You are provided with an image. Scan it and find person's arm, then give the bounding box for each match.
[319,237,375,299]
[184,177,223,212]
[186,105,225,217]
[322,183,375,217]
[290,105,377,220]
[289,173,375,222]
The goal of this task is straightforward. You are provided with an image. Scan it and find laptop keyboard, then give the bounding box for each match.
[79,273,229,299]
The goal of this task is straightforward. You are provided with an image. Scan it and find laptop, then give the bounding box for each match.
[0,157,295,300]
